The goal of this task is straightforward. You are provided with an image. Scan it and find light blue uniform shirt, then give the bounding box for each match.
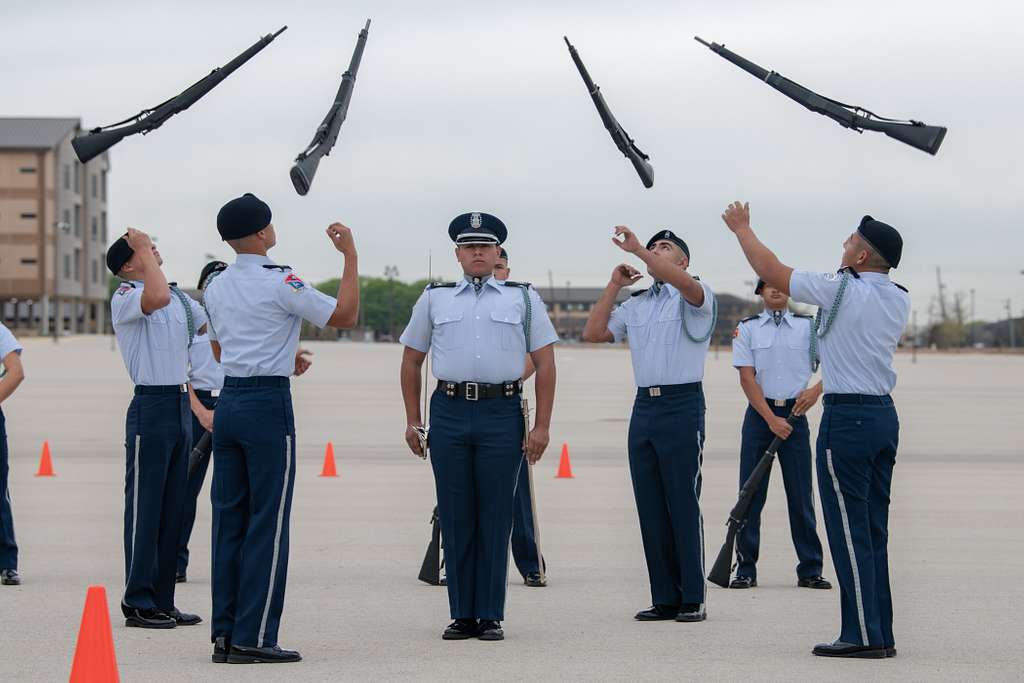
[790,270,910,396]
[111,280,207,386]
[203,254,337,378]
[188,332,224,391]
[608,280,715,388]
[732,310,815,400]
[400,276,558,384]
[0,323,23,363]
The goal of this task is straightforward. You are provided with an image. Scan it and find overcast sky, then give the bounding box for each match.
[3,0,1021,320]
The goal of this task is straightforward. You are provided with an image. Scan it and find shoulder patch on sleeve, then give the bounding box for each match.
[116,282,135,296]
[893,282,909,293]
[427,281,457,289]
[630,288,649,297]
[283,273,306,291]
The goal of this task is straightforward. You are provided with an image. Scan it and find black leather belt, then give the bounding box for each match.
[824,394,893,406]
[636,381,702,398]
[224,376,290,389]
[135,384,187,395]
[767,397,798,408]
[437,380,523,401]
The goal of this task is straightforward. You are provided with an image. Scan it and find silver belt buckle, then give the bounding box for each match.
[179,384,188,393]
[648,387,662,398]
[211,389,221,398]
[773,398,786,407]
[465,382,479,401]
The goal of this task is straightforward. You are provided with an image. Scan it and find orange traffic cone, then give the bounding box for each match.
[35,441,55,477]
[555,443,574,479]
[319,442,339,478]
[69,585,120,683]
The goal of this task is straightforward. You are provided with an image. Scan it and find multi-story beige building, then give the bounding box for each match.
[0,117,110,335]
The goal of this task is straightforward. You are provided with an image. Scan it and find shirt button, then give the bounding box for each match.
[476,316,480,320]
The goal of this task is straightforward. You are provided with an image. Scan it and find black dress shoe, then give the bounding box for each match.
[175,572,187,584]
[675,604,707,622]
[886,646,897,658]
[477,620,504,641]
[635,605,678,621]
[168,608,202,626]
[524,572,547,587]
[1,569,21,585]
[812,641,887,658]
[227,644,302,664]
[729,576,756,589]
[212,637,230,663]
[124,608,176,629]
[442,619,478,640]
[798,576,833,590]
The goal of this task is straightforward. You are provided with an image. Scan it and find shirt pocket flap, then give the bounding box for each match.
[432,311,464,326]
[490,310,522,325]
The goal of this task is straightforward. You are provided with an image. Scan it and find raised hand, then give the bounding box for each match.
[721,201,751,233]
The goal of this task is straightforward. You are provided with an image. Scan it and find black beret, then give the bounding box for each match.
[105,236,134,276]
[646,229,690,260]
[754,278,766,295]
[498,247,509,260]
[198,260,228,290]
[217,193,272,241]
[857,215,903,268]
[448,212,507,245]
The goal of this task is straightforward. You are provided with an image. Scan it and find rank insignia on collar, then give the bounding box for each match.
[284,273,306,290]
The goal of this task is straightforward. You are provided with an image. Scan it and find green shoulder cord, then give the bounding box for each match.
[169,285,195,348]
[680,288,718,344]
[809,271,851,372]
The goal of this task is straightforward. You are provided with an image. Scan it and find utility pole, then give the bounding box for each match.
[385,265,399,341]
[1007,299,1016,349]
[936,267,948,323]
[912,309,917,364]
[970,288,976,347]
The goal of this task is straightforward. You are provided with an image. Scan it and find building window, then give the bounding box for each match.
[101,170,107,201]
[91,216,98,239]
[18,167,37,174]
[20,212,37,219]
[20,258,38,265]
[91,259,98,283]
[63,165,70,190]
[73,162,80,194]
[74,248,81,280]
[63,209,71,229]
[64,254,71,279]
[101,211,107,242]
[74,206,81,236]
[91,175,98,198]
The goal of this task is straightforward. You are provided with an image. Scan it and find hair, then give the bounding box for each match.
[856,234,891,270]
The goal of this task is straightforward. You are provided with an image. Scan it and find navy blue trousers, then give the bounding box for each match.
[628,386,706,607]
[122,390,191,614]
[177,393,216,575]
[0,408,17,571]
[510,457,542,578]
[211,378,295,648]
[816,396,899,648]
[735,403,824,580]
[429,389,523,621]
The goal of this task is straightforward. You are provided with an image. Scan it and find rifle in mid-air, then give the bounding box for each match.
[564,36,654,188]
[694,37,946,155]
[290,19,371,196]
[707,413,798,588]
[72,26,288,163]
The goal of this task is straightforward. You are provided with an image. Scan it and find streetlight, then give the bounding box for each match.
[51,221,72,341]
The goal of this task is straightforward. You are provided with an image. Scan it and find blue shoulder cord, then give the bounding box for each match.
[809,271,851,372]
